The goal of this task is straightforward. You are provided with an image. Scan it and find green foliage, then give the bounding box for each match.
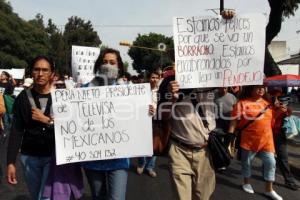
[283,0,300,17]
[64,16,101,47]
[123,61,129,72]
[128,33,174,73]
[63,16,102,74]
[0,0,12,14]
[0,3,50,69]
[0,0,102,77]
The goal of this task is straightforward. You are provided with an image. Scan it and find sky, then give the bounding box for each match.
[8,0,300,74]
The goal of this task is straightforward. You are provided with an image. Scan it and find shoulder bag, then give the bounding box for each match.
[191,97,231,170]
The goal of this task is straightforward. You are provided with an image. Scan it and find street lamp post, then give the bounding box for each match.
[119,41,166,52]
[220,0,224,14]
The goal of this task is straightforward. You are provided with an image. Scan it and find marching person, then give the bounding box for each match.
[136,70,160,177]
[81,48,129,200]
[6,55,55,200]
[157,10,235,200]
[228,85,283,200]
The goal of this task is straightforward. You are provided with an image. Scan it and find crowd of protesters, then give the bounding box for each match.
[1,52,300,200]
[0,11,300,200]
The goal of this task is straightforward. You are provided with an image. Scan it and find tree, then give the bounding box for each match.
[128,33,174,73]
[123,61,129,72]
[45,19,68,75]
[0,1,50,70]
[63,16,102,74]
[0,0,102,76]
[264,0,300,77]
[64,16,101,47]
[28,13,45,29]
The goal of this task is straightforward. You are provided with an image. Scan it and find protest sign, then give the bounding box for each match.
[173,13,266,88]
[52,83,153,165]
[11,68,25,79]
[0,68,25,79]
[72,45,100,84]
[13,87,24,96]
[64,79,75,89]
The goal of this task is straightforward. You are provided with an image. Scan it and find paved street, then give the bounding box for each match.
[0,142,299,200]
[1,103,300,200]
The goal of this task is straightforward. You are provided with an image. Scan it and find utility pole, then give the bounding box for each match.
[220,0,224,14]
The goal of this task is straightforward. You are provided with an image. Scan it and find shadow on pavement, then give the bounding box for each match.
[13,195,30,200]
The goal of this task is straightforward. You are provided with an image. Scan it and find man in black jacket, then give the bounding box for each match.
[6,55,55,200]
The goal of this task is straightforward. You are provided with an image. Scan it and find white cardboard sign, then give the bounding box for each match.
[173,13,267,88]
[51,83,153,165]
[72,45,100,84]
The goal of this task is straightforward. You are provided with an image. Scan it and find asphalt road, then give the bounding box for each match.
[0,144,299,200]
[1,103,300,200]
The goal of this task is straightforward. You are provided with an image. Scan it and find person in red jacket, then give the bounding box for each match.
[269,87,300,190]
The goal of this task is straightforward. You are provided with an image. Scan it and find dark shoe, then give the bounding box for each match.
[285,182,300,190]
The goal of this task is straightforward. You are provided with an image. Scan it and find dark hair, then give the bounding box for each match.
[131,75,138,81]
[147,70,160,79]
[239,85,266,99]
[93,48,124,77]
[30,55,55,73]
[1,71,11,79]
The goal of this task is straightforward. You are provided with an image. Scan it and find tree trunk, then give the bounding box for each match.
[264,0,284,77]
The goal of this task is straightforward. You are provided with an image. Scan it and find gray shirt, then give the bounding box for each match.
[170,90,216,147]
[215,92,237,118]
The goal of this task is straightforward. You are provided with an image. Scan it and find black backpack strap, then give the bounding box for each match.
[237,104,271,133]
[191,97,209,129]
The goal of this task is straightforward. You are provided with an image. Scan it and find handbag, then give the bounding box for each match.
[152,119,171,156]
[190,98,231,170]
[208,129,231,169]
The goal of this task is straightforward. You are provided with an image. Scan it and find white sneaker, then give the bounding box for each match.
[264,191,283,200]
[242,184,254,193]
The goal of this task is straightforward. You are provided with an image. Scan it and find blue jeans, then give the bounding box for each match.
[20,155,51,200]
[241,148,276,182]
[137,156,156,170]
[84,169,128,200]
[3,113,12,137]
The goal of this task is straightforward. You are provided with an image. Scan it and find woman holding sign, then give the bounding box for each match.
[82,48,128,200]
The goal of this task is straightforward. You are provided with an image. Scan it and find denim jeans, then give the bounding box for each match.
[274,133,296,184]
[84,169,128,200]
[137,156,156,170]
[241,148,276,181]
[20,154,51,200]
[3,113,12,137]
